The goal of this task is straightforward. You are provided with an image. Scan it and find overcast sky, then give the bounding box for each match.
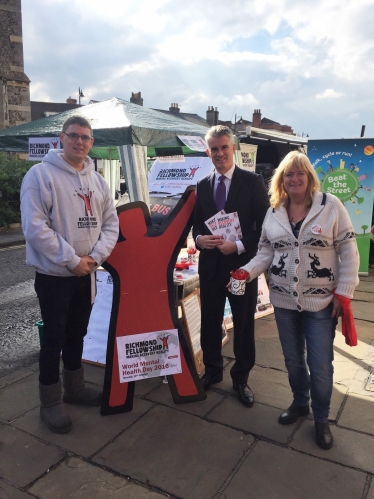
[22,0,374,139]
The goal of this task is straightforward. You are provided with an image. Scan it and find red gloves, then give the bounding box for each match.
[333,292,357,347]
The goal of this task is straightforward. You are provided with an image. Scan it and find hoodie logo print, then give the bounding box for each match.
[76,189,93,216]
[75,188,98,228]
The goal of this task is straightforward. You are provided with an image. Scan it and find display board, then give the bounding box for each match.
[180,290,204,375]
[308,139,374,274]
[101,190,206,415]
[83,270,112,366]
[180,289,229,376]
[255,273,274,318]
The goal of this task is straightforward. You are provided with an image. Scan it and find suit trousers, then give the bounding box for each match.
[35,272,93,385]
[199,264,258,384]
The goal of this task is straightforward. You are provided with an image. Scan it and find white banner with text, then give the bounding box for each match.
[116,329,181,382]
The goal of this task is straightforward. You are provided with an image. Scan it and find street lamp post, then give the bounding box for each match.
[78,87,84,105]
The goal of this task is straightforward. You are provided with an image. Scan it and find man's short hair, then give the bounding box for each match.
[205,125,234,146]
[62,116,93,134]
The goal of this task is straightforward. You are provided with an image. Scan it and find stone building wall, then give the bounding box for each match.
[0,0,31,129]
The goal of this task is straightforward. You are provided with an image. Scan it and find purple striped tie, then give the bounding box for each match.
[215,175,226,212]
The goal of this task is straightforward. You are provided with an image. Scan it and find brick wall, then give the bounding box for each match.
[0,0,31,129]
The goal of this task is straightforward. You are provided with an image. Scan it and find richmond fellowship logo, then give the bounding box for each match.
[76,188,94,216]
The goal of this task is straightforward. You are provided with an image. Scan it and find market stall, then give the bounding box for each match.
[0,97,209,201]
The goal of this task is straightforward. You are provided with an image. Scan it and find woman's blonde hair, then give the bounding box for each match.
[269,151,320,209]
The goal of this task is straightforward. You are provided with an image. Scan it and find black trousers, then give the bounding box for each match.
[34,272,93,385]
[199,266,258,384]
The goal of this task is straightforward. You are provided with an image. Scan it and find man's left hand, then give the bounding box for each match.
[217,241,237,255]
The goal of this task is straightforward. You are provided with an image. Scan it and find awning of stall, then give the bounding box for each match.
[243,125,308,146]
[0,97,210,154]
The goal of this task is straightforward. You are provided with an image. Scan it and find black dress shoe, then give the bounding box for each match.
[233,383,254,407]
[200,373,223,390]
[278,403,310,425]
[315,422,333,450]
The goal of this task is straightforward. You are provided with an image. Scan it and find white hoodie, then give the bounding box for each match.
[20,149,119,276]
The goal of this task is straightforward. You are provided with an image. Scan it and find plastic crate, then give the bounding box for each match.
[35,320,43,346]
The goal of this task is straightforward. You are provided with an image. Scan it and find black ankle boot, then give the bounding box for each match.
[315,422,333,449]
[278,403,309,425]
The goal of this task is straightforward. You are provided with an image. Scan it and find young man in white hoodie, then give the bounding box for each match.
[21,116,119,433]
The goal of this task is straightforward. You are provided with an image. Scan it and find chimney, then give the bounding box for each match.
[130,92,143,106]
[206,106,219,126]
[169,103,180,113]
[252,109,261,128]
[66,97,77,104]
[214,106,219,126]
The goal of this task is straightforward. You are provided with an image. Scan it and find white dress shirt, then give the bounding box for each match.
[197,164,245,254]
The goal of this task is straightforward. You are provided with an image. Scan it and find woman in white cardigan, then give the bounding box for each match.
[241,151,359,450]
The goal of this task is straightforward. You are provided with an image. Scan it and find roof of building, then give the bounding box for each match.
[152,109,210,128]
[261,117,281,125]
[30,101,82,121]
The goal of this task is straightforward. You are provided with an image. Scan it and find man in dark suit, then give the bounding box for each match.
[193,125,269,407]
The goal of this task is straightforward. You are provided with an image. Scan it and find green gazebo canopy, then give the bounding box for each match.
[0,97,209,157]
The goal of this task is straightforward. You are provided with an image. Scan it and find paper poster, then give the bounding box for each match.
[148,156,214,195]
[177,135,207,152]
[116,329,181,382]
[255,273,274,318]
[224,298,233,329]
[181,293,201,355]
[205,210,243,241]
[28,137,60,159]
[240,143,257,172]
[83,271,113,365]
[308,139,374,274]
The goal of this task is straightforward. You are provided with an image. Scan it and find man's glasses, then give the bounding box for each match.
[63,132,93,143]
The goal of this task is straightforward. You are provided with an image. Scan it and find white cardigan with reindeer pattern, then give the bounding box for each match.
[241,192,359,312]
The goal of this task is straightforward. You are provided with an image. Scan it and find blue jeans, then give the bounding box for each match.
[274,304,337,423]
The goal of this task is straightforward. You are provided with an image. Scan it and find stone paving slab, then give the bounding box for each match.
[0,424,65,488]
[354,290,374,302]
[209,364,231,392]
[0,372,39,423]
[13,398,154,458]
[134,376,164,397]
[355,319,374,340]
[221,440,367,499]
[291,419,374,473]
[255,337,286,371]
[94,404,253,499]
[145,379,225,417]
[333,350,362,382]
[208,395,296,444]
[338,393,374,435]
[82,363,164,397]
[0,365,37,389]
[352,300,374,322]
[81,362,105,385]
[367,482,374,499]
[334,329,371,360]
[254,314,278,339]
[244,365,291,410]
[28,456,167,499]
[0,479,35,498]
[356,280,374,293]
[329,383,347,420]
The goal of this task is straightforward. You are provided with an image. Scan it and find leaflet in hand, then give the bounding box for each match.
[205,210,243,241]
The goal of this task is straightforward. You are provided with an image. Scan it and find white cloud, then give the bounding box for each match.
[20,0,374,139]
[316,89,345,99]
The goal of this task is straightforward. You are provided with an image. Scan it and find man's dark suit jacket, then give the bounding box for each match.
[193,166,269,279]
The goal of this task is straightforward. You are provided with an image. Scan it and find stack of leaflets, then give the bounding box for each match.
[204,210,242,241]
